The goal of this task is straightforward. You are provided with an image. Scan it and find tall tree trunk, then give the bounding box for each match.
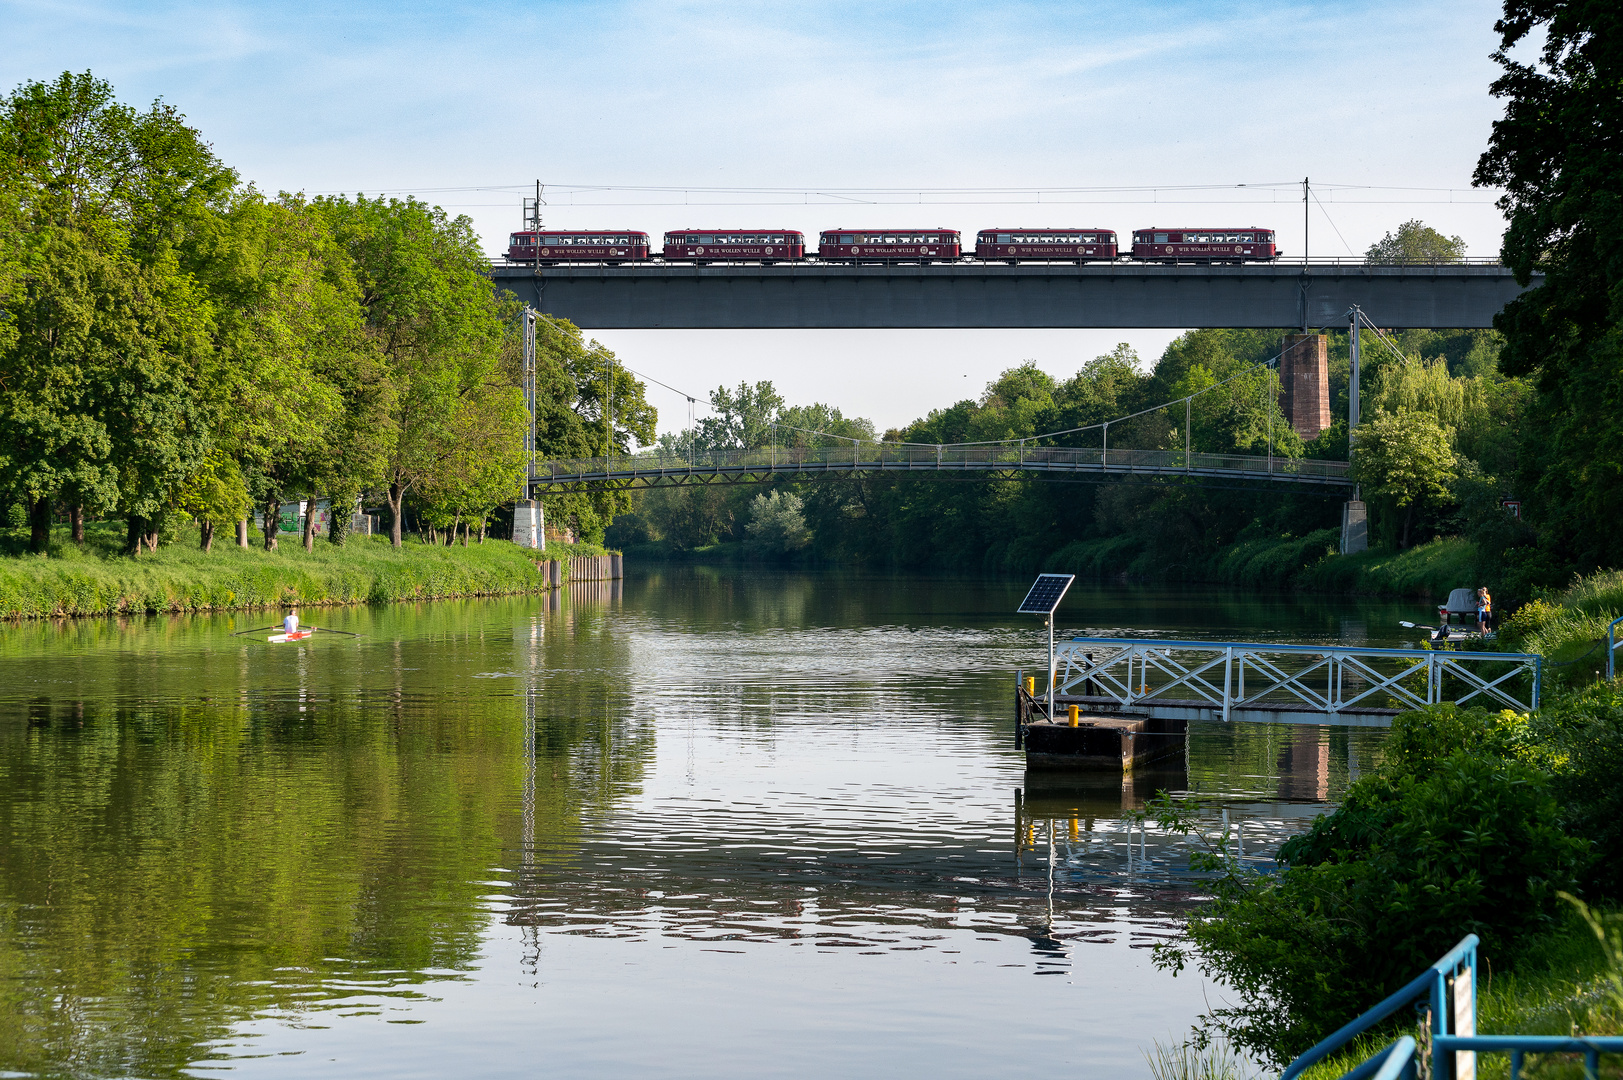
[28,497,52,553]
[303,496,317,552]
[1400,502,1414,550]
[387,483,404,548]
[126,516,144,557]
[199,519,214,552]
[263,497,280,551]
[144,529,159,553]
[448,512,460,546]
[237,518,249,548]
[70,503,84,546]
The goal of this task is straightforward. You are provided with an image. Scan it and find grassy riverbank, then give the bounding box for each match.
[0,523,605,618]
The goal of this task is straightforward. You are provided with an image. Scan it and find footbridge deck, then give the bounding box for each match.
[529,445,1352,493]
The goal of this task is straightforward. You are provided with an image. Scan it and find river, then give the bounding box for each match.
[0,567,1420,1079]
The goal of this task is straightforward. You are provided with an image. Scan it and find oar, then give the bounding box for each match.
[1399,621,1442,631]
[232,625,283,637]
[305,626,362,637]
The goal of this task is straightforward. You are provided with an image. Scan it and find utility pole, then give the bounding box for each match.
[1303,177,1310,266]
[1341,304,1368,554]
[1348,305,1362,467]
[523,180,545,274]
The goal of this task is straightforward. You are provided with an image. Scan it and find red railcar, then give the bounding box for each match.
[974,228,1118,263]
[507,230,653,264]
[1130,227,1278,263]
[816,228,962,263]
[662,229,806,263]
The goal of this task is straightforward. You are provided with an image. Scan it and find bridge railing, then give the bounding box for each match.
[1054,637,1542,718]
[532,445,1352,483]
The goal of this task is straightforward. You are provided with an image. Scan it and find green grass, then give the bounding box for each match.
[1293,536,1482,599]
[0,521,606,618]
[1494,571,1623,687]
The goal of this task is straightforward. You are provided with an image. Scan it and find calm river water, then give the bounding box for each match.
[0,568,1422,1079]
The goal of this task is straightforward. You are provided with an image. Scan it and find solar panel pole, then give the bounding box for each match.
[1048,613,1055,720]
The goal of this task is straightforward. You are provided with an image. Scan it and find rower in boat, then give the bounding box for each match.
[269,610,314,642]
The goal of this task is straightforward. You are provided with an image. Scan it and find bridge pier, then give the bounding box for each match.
[1341,499,1368,554]
[1280,334,1331,440]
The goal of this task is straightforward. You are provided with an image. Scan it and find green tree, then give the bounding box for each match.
[695,381,784,451]
[314,195,515,547]
[1474,0,1623,569]
[531,317,656,544]
[1352,410,1458,548]
[1364,219,1468,262]
[744,490,811,555]
[0,72,233,554]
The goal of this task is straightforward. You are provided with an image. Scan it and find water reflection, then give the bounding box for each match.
[0,569,1400,1079]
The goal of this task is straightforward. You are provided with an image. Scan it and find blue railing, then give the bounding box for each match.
[1608,615,1623,681]
[1339,1038,1417,1080]
[1283,933,1623,1080]
[1280,935,1477,1080]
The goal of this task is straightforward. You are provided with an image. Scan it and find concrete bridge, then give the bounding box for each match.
[490,260,1535,330]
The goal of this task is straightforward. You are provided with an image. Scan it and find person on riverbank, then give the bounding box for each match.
[1476,587,1492,632]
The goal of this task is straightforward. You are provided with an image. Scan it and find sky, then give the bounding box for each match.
[2,0,1516,439]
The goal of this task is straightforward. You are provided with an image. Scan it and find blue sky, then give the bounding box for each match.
[3,0,1514,435]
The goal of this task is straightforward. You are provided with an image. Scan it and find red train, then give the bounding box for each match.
[507,231,653,264]
[1130,227,1278,263]
[662,229,806,263]
[816,229,961,262]
[505,225,1279,264]
[975,228,1117,263]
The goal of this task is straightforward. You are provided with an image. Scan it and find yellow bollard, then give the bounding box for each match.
[1025,676,1035,695]
[1068,704,1080,727]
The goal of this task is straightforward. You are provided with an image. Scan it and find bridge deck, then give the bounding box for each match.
[530,446,1352,492]
[492,261,1537,329]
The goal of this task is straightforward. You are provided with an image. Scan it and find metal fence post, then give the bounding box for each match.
[1223,647,1233,723]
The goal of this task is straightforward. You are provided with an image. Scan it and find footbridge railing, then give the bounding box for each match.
[1283,934,1623,1080]
[530,445,1352,493]
[1053,637,1542,725]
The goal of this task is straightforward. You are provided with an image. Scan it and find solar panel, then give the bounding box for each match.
[1017,573,1075,615]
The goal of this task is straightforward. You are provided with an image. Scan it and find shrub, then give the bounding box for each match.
[1161,753,1586,1066]
[743,491,810,556]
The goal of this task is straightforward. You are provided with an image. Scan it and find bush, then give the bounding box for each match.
[743,491,810,556]
[1543,684,1623,897]
[1165,752,1585,1066]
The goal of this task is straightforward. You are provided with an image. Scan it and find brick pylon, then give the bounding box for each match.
[1280,334,1331,441]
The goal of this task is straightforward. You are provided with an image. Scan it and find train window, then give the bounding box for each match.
[840,235,854,244]
[997,234,1011,243]
[1154,233,1168,244]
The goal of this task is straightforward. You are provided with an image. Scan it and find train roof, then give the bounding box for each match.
[1132,225,1273,230]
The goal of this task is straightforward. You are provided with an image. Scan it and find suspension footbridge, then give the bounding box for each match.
[527,444,1351,494]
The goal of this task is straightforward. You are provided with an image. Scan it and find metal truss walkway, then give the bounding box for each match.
[1047,636,1542,726]
[528,445,1352,493]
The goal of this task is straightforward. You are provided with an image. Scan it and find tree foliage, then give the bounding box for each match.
[0,72,653,554]
[1474,0,1623,569]
[1365,219,1468,262]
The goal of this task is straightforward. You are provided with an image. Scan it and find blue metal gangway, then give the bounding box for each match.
[1282,934,1623,1080]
